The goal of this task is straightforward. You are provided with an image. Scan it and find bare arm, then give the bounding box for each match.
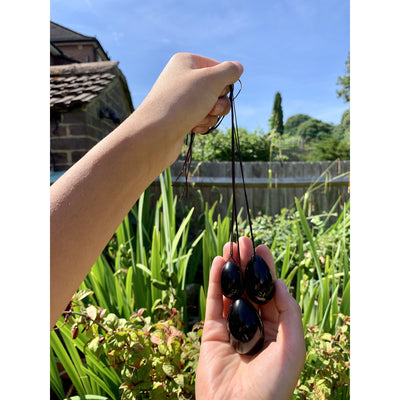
[50,53,243,328]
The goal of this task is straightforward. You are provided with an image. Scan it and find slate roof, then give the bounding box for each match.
[50,61,119,108]
[51,21,97,42]
[50,21,110,61]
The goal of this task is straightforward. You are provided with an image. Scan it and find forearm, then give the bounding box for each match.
[50,52,243,328]
[50,106,184,328]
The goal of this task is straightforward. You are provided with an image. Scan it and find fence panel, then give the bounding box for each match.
[150,160,350,218]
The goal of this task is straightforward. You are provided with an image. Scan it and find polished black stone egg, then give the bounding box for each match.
[245,254,275,305]
[220,260,244,300]
[227,298,264,354]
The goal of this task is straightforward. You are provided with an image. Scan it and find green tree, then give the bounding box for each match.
[304,136,350,161]
[332,109,350,138]
[340,108,350,132]
[296,118,334,141]
[269,92,284,135]
[336,53,350,103]
[284,113,312,134]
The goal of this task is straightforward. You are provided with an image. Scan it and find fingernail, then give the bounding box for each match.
[277,279,289,292]
[213,102,224,115]
[232,61,244,73]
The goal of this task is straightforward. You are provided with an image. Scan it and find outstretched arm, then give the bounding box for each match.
[50,53,243,328]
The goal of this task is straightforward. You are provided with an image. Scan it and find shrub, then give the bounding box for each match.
[294,314,350,399]
[180,128,271,162]
[86,304,201,400]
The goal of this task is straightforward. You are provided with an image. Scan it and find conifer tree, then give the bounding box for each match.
[269,92,284,135]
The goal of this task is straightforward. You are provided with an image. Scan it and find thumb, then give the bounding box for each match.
[204,61,244,91]
[274,279,306,360]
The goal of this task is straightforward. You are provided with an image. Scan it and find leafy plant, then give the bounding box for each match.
[51,290,122,400]
[54,295,202,400]
[241,164,350,335]
[51,164,350,399]
[180,128,271,162]
[294,314,350,399]
[78,168,203,326]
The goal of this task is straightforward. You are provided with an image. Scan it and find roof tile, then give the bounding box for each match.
[50,61,118,108]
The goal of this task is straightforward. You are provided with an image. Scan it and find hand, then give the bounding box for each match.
[196,236,306,400]
[138,52,243,141]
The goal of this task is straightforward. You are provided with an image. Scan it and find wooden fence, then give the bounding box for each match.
[150,160,350,218]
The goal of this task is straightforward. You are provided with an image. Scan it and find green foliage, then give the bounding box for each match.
[51,166,350,399]
[199,199,232,320]
[303,136,350,161]
[181,128,271,162]
[296,118,334,141]
[284,114,312,134]
[245,199,350,330]
[180,115,349,163]
[54,299,201,400]
[294,315,350,399]
[336,53,350,103]
[79,168,203,327]
[269,91,284,134]
[298,109,349,161]
[51,290,122,400]
[340,109,350,132]
[331,109,350,138]
[93,305,201,400]
[242,164,350,334]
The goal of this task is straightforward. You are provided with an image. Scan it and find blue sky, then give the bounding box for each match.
[51,0,350,132]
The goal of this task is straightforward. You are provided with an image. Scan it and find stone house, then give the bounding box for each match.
[50,22,134,179]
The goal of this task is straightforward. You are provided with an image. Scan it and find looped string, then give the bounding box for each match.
[174,81,242,192]
[174,80,255,261]
[228,82,255,267]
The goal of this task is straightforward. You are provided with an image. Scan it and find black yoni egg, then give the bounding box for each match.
[227,298,264,354]
[245,254,275,305]
[220,261,244,300]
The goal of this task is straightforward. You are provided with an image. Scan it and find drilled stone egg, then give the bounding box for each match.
[220,260,244,300]
[227,297,264,354]
[244,254,275,305]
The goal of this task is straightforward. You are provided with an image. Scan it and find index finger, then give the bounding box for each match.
[204,255,226,323]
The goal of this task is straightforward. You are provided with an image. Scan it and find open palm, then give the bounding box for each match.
[195,236,306,400]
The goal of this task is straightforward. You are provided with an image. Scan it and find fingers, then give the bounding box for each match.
[159,53,243,137]
[191,93,231,134]
[204,255,226,323]
[223,236,254,275]
[189,56,242,134]
[207,60,244,87]
[209,95,231,116]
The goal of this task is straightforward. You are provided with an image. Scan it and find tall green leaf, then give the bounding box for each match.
[199,285,207,321]
[50,348,65,400]
[340,279,350,316]
[50,330,87,397]
[295,197,324,299]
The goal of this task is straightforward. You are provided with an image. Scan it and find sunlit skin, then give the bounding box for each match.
[196,236,306,400]
[50,53,242,329]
